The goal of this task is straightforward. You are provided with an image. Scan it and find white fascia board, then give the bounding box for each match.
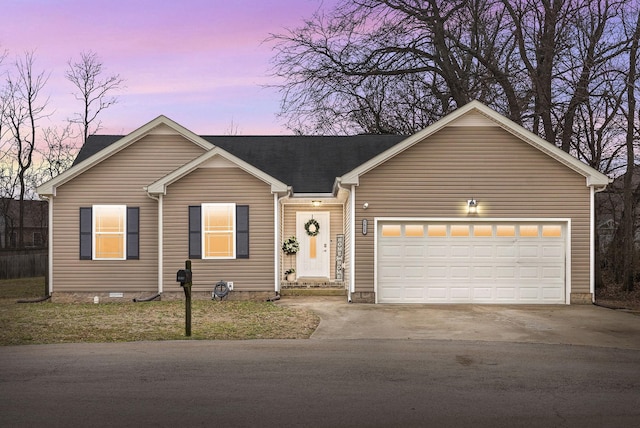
[36,115,212,196]
[339,100,611,189]
[147,147,289,195]
[587,175,613,187]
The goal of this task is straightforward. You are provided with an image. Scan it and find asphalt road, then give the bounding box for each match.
[1,339,639,427]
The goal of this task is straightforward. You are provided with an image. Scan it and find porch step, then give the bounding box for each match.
[279,288,347,297]
[280,280,347,296]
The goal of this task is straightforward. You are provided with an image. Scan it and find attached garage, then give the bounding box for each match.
[376,220,568,304]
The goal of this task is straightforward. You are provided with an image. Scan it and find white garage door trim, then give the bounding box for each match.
[374,218,571,304]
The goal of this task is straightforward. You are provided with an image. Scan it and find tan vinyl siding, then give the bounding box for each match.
[51,134,206,292]
[354,126,591,295]
[282,204,344,279]
[163,167,274,292]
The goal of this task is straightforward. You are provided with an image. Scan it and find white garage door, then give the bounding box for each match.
[377,221,566,304]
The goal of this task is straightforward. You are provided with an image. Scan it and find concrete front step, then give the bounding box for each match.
[280,279,347,296]
[280,288,347,297]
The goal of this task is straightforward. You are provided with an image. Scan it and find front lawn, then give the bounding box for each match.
[0,277,319,346]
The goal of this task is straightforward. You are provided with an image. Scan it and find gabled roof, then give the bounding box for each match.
[205,135,404,193]
[146,147,289,195]
[340,100,612,188]
[40,101,608,199]
[51,121,404,194]
[37,115,212,196]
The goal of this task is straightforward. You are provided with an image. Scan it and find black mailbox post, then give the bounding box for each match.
[176,260,192,337]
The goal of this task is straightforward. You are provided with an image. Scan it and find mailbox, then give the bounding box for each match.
[176,269,192,285]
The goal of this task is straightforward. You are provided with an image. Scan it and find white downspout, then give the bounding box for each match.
[157,194,163,293]
[591,185,607,303]
[146,191,163,294]
[349,185,356,299]
[46,195,53,295]
[275,189,292,293]
[274,193,279,293]
[336,180,353,302]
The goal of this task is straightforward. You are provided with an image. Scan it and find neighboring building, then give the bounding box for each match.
[37,101,610,304]
[596,167,640,254]
[0,198,48,249]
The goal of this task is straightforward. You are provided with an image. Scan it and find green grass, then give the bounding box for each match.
[0,277,320,345]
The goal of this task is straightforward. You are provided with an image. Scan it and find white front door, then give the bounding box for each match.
[296,212,330,278]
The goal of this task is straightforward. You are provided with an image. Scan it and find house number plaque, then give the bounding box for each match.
[362,219,368,235]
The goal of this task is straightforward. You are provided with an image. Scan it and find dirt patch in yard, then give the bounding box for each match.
[596,283,640,313]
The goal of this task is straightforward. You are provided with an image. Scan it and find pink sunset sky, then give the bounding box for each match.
[1,0,339,136]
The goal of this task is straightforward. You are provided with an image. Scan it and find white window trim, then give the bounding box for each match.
[202,203,236,260]
[92,204,127,261]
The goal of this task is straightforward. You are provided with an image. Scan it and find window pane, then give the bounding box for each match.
[451,225,469,237]
[202,203,235,258]
[542,225,562,237]
[427,225,447,237]
[473,225,492,237]
[204,205,233,231]
[405,225,424,237]
[381,224,401,237]
[496,225,515,237]
[205,233,233,257]
[93,205,126,259]
[520,225,538,237]
[96,206,125,233]
[95,235,125,259]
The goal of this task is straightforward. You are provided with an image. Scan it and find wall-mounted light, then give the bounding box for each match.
[312,200,322,207]
[467,199,478,214]
[362,202,369,210]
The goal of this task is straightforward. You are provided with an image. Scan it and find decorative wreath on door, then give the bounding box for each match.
[304,218,320,236]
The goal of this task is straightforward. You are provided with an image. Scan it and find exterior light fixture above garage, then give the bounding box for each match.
[467,199,478,214]
[312,200,322,207]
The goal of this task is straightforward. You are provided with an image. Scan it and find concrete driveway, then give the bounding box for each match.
[278,297,640,350]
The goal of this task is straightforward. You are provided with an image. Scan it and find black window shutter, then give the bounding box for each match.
[236,205,249,259]
[189,206,202,259]
[127,207,140,260]
[79,207,92,260]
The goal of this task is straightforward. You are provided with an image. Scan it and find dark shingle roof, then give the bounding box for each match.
[204,135,404,193]
[75,134,406,193]
[73,135,123,165]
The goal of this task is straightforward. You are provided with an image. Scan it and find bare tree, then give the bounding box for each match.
[2,51,49,248]
[620,12,640,292]
[0,52,14,249]
[270,0,630,143]
[0,164,18,249]
[66,51,124,144]
[36,124,78,182]
[269,0,489,134]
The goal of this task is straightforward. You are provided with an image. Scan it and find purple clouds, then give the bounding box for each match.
[1,0,338,135]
